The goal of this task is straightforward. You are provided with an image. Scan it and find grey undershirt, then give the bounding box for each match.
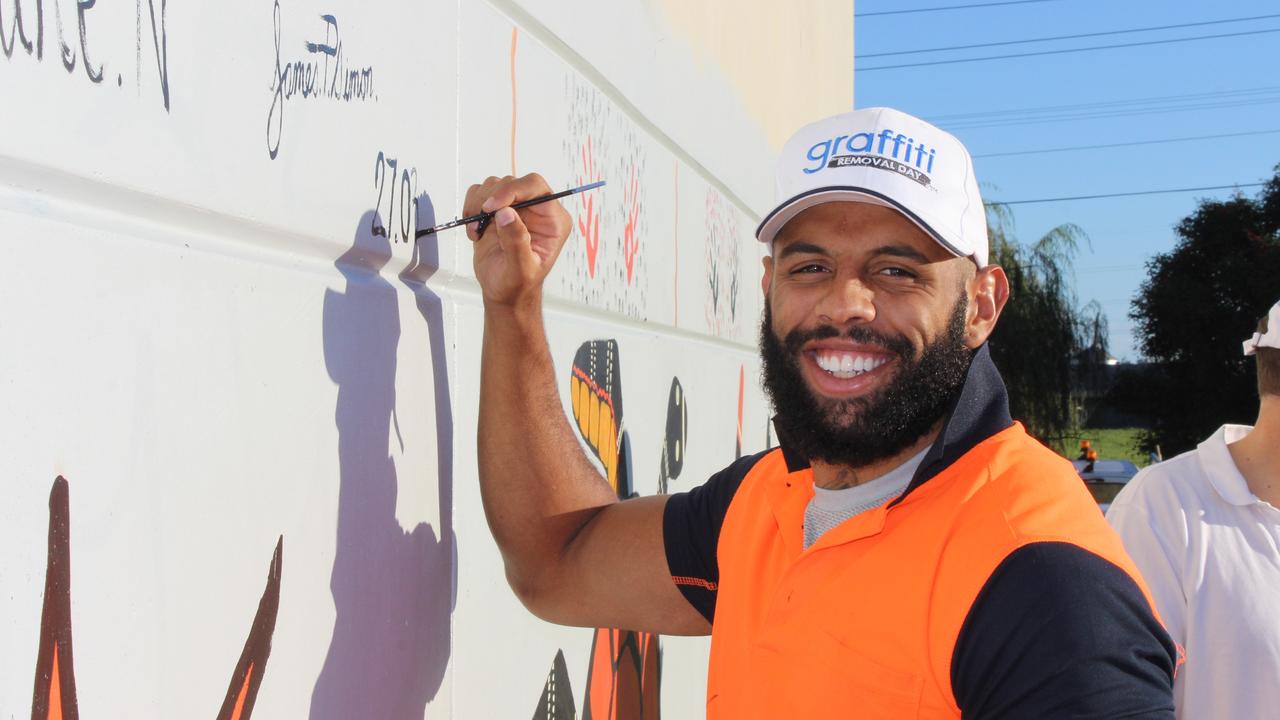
[803,449,928,549]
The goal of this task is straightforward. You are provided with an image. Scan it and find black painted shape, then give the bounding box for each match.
[216,537,284,720]
[657,377,686,494]
[532,649,576,720]
[144,0,169,110]
[30,476,79,720]
[310,198,454,720]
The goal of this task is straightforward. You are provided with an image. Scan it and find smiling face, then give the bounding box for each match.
[759,201,1007,470]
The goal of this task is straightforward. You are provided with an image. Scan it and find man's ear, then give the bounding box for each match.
[965,265,1010,349]
[761,255,774,296]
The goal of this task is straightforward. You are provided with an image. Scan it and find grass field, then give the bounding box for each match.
[1055,428,1152,467]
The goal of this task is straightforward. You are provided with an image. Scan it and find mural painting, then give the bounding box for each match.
[569,339,629,496]
[568,340,663,718]
[1,2,791,714]
[30,477,79,720]
[532,650,576,720]
[656,377,686,495]
[583,627,661,720]
[27,476,282,720]
[704,188,742,340]
[216,538,284,720]
[612,129,646,289]
[560,76,649,319]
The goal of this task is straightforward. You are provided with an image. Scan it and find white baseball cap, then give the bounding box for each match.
[1243,299,1280,356]
[756,107,989,267]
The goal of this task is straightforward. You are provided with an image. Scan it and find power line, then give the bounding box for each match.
[927,87,1280,130]
[973,129,1280,158]
[946,97,1280,129]
[930,85,1280,122]
[857,0,1060,18]
[987,183,1266,206]
[861,13,1280,58]
[860,27,1280,71]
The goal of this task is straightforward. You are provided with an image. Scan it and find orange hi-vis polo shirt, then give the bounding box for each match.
[663,346,1177,719]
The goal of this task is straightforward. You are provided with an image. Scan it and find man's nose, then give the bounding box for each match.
[815,275,876,326]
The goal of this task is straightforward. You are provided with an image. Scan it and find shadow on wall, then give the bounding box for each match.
[312,198,455,719]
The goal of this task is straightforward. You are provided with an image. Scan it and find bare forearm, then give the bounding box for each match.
[477,299,619,602]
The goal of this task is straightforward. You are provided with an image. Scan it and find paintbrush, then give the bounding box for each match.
[415,180,606,239]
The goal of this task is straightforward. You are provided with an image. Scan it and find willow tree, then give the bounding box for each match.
[984,203,1107,446]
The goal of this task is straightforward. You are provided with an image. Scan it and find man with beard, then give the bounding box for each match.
[467,107,1176,718]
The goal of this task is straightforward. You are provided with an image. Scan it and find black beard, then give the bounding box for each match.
[760,296,973,469]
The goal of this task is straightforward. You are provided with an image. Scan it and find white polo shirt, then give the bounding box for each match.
[1107,425,1280,720]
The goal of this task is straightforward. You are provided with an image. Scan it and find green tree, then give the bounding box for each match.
[985,204,1108,446]
[1120,166,1280,455]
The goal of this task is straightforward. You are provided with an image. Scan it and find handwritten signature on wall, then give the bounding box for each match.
[266,0,376,159]
[1,0,171,110]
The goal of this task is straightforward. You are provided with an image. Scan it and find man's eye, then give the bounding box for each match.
[792,263,828,274]
[878,266,915,278]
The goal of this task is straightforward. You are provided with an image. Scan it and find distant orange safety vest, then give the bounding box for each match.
[704,424,1161,718]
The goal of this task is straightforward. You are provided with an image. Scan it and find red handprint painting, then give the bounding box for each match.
[577,136,603,278]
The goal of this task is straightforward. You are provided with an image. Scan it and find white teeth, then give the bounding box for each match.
[814,351,887,379]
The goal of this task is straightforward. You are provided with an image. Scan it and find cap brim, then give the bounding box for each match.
[755,186,968,261]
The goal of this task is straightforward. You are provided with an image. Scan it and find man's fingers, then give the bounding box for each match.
[493,207,538,277]
[482,173,555,213]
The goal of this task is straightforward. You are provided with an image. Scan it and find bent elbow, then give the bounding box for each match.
[504,564,584,626]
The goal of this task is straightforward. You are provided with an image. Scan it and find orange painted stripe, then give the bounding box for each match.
[228,661,255,720]
[736,366,745,447]
[48,645,63,720]
[672,575,717,591]
[673,160,680,326]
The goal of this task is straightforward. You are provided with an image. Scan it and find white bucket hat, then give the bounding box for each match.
[1243,299,1280,356]
[756,106,989,267]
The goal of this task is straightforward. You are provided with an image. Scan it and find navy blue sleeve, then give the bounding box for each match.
[952,542,1177,719]
[661,451,766,623]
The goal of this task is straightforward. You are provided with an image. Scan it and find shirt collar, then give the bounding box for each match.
[1198,424,1258,506]
[773,343,1015,502]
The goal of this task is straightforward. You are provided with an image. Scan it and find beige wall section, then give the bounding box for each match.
[653,0,854,149]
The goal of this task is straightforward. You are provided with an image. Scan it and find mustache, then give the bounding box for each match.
[781,323,915,359]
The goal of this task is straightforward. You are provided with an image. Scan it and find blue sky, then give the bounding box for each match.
[855,0,1280,360]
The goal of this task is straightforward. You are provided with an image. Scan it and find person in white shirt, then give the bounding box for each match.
[1108,298,1280,719]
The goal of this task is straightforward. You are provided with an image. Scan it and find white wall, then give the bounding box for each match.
[0,1,850,717]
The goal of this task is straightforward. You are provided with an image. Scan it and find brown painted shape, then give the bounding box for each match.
[216,537,283,720]
[31,476,79,720]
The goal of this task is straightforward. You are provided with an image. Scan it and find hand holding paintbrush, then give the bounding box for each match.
[462,174,603,308]
[418,180,605,240]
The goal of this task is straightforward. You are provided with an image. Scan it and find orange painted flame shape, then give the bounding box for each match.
[27,476,282,720]
[30,477,77,720]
